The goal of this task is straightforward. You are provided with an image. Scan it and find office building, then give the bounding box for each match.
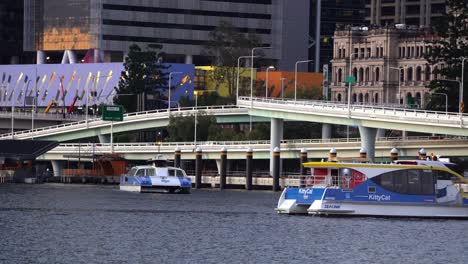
[23,0,310,71]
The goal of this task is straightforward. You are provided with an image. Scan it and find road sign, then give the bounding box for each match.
[102,105,123,121]
[345,76,356,84]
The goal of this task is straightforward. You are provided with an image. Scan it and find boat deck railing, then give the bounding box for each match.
[286,174,354,188]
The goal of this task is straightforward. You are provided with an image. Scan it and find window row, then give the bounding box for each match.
[336,46,384,59]
[398,46,429,58]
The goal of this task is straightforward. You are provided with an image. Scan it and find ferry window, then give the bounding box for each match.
[135,169,145,176]
[393,171,407,194]
[421,170,435,195]
[445,164,464,176]
[168,169,175,176]
[435,170,458,181]
[407,170,421,194]
[128,168,137,176]
[175,170,185,177]
[146,168,155,176]
[380,172,394,190]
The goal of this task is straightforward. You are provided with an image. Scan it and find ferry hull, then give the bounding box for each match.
[307,200,468,219]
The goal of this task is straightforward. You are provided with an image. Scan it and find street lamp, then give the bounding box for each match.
[347,52,359,115]
[236,55,257,104]
[390,66,406,105]
[250,46,271,132]
[294,60,313,101]
[461,57,467,113]
[86,74,112,128]
[265,66,275,97]
[280,77,286,99]
[431,92,448,114]
[193,90,199,148]
[250,47,271,102]
[168,71,182,114]
[440,79,462,113]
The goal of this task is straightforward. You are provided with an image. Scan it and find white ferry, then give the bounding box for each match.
[276,156,468,218]
[120,157,191,193]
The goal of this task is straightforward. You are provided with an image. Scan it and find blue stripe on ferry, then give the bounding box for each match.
[285,188,325,205]
[463,198,468,206]
[178,177,191,187]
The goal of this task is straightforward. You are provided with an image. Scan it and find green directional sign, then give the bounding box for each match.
[345,75,356,84]
[102,105,124,121]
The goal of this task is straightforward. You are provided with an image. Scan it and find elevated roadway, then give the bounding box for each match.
[38,136,468,161]
[0,106,250,141]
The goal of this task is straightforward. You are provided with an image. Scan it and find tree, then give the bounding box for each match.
[425,0,468,112]
[114,44,168,112]
[203,21,262,97]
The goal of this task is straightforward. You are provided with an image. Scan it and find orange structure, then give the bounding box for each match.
[63,154,127,177]
[256,71,323,98]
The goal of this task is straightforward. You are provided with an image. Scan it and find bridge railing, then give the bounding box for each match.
[0,105,245,139]
[240,96,467,118]
[46,136,468,154]
[239,96,467,126]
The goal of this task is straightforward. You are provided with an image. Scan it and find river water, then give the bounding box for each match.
[0,184,467,264]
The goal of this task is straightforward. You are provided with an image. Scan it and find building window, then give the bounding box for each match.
[359,68,364,82]
[416,66,422,81]
[338,68,343,83]
[407,67,413,81]
[365,93,369,103]
[425,64,430,81]
[375,67,380,82]
[374,93,379,103]
[400,68,404,82]
[359,93,363,103]
[353,68,358,79]
[365,68,370,82]
[353,93,357,103]
[337,93,342,102]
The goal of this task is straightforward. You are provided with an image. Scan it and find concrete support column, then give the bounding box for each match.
[10,56,19,64]
[272,147,280,192]
[185,55,193,64]
[174,147,181,168]
[94,49,102,63]
[219,147,227,190]
[51,160,63,177]
[376,128,385,139]
[195,147,202,189]
[358,126,378,161]
[245,147,253,190]
[37,51,46,64]
[67,50,77,64]
[98,134,110,143]
[300,148,308,176]
[270,118,283,174]
[61,51,69,64]
[321,124,332,139]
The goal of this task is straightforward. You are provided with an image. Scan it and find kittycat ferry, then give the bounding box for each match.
[276,148,468,218]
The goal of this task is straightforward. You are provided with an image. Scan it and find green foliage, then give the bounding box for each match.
[284,84,323,100]
[283,122,322,139]
[114,44,169,112]
[425,0,468,112]
[203,21,262,96]
[166,112,216,142]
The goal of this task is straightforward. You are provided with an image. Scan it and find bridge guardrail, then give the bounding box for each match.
[0,105,246,139]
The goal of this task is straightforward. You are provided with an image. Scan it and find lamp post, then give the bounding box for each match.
[194,90,199,148]
[86,74,112,128]
[390,66,405,105]
[294,60,314,101]
[432,92,448,114]
[236,55,256,104]
[280,77,286,99]
[168,71,182,114]
[347,52,359,115]
[440,79,463,113]
[461,57,467,113]
[265,66,275,97]
[250,46,271,132]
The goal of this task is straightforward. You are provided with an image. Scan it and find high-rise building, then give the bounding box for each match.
[366,0,446,27]
[0,1,30,64]
[23,0,310,70]
[310,0,367,71]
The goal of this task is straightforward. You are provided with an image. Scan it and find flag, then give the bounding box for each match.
[59,76,65,99]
